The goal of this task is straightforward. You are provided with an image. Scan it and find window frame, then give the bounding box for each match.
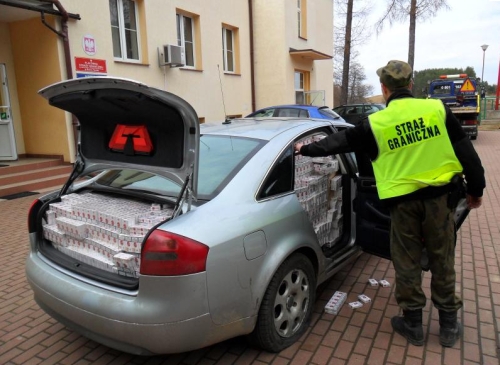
[176,13,196,68]
[222,26,235,73]
[297,0,307,39]
[297,0,302,37]
[110,0,141,62]
[295,71,304,104]
[257,145,295,200]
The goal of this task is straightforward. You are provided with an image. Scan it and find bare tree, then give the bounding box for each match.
[334,0,373,104]
[340,0,353,105]
[375,0,450,70]
[348,62,374,103]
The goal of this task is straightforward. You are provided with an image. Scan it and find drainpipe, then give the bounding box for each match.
[40,0,79,158]
[40,1,73,79]
[248,0,256,113]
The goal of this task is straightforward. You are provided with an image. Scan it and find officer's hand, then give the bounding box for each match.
[466,195,482,209]
[294,142,303,155]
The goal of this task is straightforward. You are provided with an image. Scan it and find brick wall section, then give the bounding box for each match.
[1,132,499,364]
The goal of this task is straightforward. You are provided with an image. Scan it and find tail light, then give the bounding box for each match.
[462,119,477,125]
[140,230,209,276]
[28,199,43,233]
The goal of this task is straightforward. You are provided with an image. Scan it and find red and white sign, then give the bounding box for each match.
[75,57,107,73]
[83,34,96,55]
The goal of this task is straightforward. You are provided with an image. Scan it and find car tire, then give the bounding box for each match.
[248,253,316,352]
[471,135,477,140]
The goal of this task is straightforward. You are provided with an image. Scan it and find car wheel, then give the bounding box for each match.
[248,253,316,352]
[471,135,477,140]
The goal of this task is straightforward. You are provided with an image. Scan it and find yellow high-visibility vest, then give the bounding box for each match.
[369,98,463,200]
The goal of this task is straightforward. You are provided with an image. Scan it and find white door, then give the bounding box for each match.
[0,63,17,161]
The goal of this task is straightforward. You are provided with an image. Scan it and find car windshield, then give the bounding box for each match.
[90,135,265,200]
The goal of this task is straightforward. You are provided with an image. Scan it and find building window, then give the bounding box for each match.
[297,0,307,39]
[295,71,304,104]
[176,13,195,67]
[109,0,140,61]
[221,25,240,73]
[222,27,234,72]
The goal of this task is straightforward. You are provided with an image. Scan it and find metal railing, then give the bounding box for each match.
[479,97,498,120]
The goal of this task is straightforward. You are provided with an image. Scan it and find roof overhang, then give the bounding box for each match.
[289,48,333,61]
[0,0,80,20]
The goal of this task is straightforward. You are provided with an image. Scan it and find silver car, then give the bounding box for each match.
[25,77,469,355]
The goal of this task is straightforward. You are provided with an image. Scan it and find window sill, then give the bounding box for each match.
[224,72,241,76]
[114,60,150,67]
[179,67,203,72]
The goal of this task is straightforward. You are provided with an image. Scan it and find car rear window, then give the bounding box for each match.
[319,108,342,120]
[91,135,264,200]
[197,135,264,197]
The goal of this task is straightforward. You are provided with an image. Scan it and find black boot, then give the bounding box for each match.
[439,310,460,347]
[391,309,424,346]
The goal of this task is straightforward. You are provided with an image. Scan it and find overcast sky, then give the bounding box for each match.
[354,0,500,96]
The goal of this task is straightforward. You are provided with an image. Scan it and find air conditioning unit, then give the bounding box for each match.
[158,44,185,67]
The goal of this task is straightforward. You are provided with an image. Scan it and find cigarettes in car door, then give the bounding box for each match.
[358,294,371,303]
[379,280,391,287]
[368,278,379,287]
[349,301,363,309]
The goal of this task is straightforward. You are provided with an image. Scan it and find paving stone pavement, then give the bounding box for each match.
[1,131,499,365]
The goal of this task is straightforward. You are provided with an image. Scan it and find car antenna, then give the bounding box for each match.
[218,64,231,124]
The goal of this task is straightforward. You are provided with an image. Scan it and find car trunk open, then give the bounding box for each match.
[33,77,201,289]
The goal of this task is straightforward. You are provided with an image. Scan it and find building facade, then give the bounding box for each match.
[0,0,334,163]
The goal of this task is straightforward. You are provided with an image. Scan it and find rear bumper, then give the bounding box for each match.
[26,248,254,355]
[461,125,478,136]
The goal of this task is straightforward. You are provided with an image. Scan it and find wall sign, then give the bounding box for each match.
[75,57,107,74]
[83,34,96,56]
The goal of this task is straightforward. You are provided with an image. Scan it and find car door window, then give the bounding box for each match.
[277,108,302,117]
[364,106,378,114]
[252,108,275,117]
[299,109,309,118]
[333,107,346,116]
[259,146,293,198]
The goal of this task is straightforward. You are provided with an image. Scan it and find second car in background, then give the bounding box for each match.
[333,103,385,125]
[246,104,345,122]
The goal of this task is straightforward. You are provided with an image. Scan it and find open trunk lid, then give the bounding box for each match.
[39,77,200,198]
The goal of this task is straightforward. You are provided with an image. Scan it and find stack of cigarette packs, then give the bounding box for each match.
[294,134,344,248]
[324,291,347,314]
[42,191,173,278]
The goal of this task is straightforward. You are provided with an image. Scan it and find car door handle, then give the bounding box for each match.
[360,180,376,188]
[365,201,391,223]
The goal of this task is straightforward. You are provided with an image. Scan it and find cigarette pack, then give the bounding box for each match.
[368,278,379,287]
[358,294,371,303]
[324,291,347,315]
[379,279,391,287]
[349,301,363,309]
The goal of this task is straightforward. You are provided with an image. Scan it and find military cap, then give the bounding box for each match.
[376,60,413,89]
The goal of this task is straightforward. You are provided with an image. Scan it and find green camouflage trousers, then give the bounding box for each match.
[389,193,462,311]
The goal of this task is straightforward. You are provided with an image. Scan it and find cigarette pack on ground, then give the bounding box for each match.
[379,279,391,287]
[349,301,363,309]
[358,294,371,303]
[324,291,347,315]
[368,278,379,287]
